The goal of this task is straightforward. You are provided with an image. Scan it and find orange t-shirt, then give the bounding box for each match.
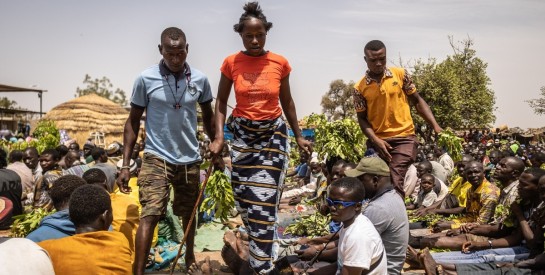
[39,231,132,275]
[353,67,416,139]
[220,51,291,120]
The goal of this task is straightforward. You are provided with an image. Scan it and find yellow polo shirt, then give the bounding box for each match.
[353,67,416,139]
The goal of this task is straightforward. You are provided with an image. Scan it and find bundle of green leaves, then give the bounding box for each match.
[303,114,366,163]
[10,208,55,237]
[200,170,235,223]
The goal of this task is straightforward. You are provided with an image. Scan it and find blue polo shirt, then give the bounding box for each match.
[131,61,212,165]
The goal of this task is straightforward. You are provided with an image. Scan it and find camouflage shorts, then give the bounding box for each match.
[137,153,201,219]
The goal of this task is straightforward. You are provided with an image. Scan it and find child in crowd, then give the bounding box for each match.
[407,173,437,210]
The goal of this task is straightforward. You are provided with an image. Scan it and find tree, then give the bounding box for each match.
[527,86,545,115]
[320,79,356,121]
[75,74,127,106]
[0,97,18,109]
[411,37,496,129]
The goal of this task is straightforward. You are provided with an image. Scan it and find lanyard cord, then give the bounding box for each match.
[165,75,189,109]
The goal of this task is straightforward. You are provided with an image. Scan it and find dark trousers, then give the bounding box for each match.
[367,135,418,197]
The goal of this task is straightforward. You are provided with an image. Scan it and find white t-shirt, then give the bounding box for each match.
[336,215,387,275]
[0,237,55,275]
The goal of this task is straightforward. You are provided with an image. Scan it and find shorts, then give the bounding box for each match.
[137,153,201,219]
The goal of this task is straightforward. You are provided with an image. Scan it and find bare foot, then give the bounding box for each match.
[185,254,196,270]
[405,245,423,268]
[188,256,211,275]
[235,232,249,261]
[224,230,237,248]
[222,231,249,274]
[418,248,439,275]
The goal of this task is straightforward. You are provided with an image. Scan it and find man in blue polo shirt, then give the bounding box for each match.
[117,27,215,275]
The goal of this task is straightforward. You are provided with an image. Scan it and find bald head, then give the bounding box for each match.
[65,151,80,168]
[505,157,525,176]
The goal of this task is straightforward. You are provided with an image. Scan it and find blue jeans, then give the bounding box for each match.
[431,246,530,264]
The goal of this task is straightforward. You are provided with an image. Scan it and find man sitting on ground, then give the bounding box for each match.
[62,150,90,177]
[27,175,85,242]
[91,147,117,192]
[33,149,63,211]
[417,158,527,250]
[411,170,545,273]
[434,161,500,231]
[83,168,140,258]
[38,184,132,274]
[6,150,33,201]
[298,156,407,274]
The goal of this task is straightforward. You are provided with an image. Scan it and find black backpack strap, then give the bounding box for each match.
[362,250,384,275]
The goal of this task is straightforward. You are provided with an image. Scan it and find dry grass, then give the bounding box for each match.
[41,94,128,145]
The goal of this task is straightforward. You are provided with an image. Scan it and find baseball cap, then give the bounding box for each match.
[344,156,390,178]
[106,143,121,155]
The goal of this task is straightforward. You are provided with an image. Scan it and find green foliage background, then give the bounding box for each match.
[1,119,60,154]
[75,74,127,106]
[304,114,366,163]
[411,38,496,129]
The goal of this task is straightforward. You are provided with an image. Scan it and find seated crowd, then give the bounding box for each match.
[220,137,545,274]
[1,134,545,274]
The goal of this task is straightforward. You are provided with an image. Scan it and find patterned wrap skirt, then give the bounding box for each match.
[227,115,290,274]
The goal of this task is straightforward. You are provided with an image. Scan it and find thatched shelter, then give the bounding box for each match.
[42,94,129,146]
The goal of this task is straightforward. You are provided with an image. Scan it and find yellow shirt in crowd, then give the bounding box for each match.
[448,177,472,208]
[112,176,158,251]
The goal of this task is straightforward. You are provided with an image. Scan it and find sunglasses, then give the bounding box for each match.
[326,197,360,210]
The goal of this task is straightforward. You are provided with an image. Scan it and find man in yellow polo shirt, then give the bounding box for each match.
[353,40,442,196]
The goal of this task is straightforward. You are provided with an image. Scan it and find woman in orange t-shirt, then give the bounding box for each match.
[209,2,311,274]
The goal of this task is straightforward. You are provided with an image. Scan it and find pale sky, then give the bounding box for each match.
[1,0,544,129]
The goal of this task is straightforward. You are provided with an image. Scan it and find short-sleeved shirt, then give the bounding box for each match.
[39,231,132,275]
[131,62,213,165]
[466,179,500,224]
[492,180,519,227]
[220,51,291,121]
[32,169,62,211]
[353,67,416,139]
[363,189,409,274]
[416,190,437,208]
[337,214,387,275]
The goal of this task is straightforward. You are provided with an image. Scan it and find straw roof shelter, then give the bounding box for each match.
[42,93,129,146]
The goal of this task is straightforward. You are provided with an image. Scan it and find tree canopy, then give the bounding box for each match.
[0,97,18,109]
[75,74,127,106]
[320,79,356,121]
[410,37,496,129]
[527,86,545,115]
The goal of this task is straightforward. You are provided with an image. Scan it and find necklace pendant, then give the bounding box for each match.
[174,104,181,109]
